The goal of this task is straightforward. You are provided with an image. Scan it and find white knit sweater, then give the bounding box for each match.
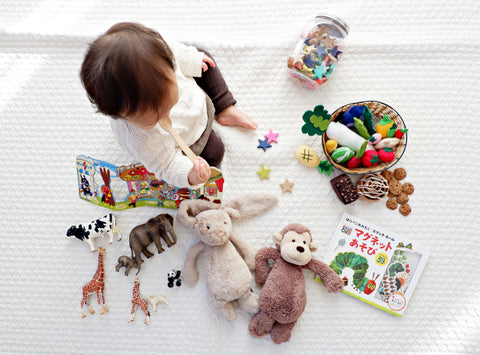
[110,40,207,189]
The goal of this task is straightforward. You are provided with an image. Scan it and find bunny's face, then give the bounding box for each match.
[194,210,232,246]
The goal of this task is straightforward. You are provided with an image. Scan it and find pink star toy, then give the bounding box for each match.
[264,130,279,144]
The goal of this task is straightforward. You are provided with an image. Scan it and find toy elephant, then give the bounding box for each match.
[129,213,177,267]
[177,193,278,321]
[115,255,141,276]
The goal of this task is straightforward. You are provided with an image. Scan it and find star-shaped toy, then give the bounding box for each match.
[304,44,318,54]
[312,63,326,80]
[303,54,318,68]
[264,129,279,144]
[280,179,294,193]
[328,45,342,60]
[315,44,328,57]
[256,165,271,180]
[324,63,336,79]
[291,52,305,69]
[257,138,272,151]
[320,34,336,49]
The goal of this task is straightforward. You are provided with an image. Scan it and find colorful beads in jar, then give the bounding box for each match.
[287,14,349,89]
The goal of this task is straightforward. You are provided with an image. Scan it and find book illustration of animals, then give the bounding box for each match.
[76,155,224,211]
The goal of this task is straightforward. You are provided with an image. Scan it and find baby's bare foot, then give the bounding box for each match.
[217,106,257,130]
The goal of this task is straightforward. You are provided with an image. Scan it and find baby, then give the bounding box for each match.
[80,22,256,188]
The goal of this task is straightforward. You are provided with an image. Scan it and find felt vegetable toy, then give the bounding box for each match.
[394,128,408,139]
[248,224,343,344]
[375,137,400,150]
[325,139,338,154]
[331,146,354,163]
[347,156,362,169]
[361,105,376,135]
[375,115,394,138]
[177,193,278,321]
[301,105,331,136]
[326,121,366,152]
[386,122,398,138]
[342,105,364,127]
[354,117,371,139]
[362,150,380,167]
[296,145,334,176]
[368,133,382,145]
[378,148,395,162]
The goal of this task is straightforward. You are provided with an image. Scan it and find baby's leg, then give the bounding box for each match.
[193,48,236,114]
[194,48,257,130]
[199,130,224,168]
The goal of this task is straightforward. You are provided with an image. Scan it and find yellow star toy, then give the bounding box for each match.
[256,165,271,180]
[280,179,294,193]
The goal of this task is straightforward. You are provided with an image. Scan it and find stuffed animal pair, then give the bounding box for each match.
[177,194,343,343]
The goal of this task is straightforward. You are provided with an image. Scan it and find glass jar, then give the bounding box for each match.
[287,14,349,89]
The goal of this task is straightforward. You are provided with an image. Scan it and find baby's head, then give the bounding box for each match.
[80,22,178,128]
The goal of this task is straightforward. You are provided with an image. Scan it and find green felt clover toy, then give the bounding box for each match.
[301,105,331,136]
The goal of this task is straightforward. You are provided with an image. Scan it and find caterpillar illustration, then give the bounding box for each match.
[330,252,370,292]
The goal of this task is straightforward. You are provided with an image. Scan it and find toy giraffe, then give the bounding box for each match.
[129,278,150,325]
[81,247,109,318]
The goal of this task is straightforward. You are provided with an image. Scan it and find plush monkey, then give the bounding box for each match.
[248,223,344,344]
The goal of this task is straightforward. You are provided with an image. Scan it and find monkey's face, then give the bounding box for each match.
[279,231,313,266]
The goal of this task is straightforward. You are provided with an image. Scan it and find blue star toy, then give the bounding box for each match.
[303,54,318,68]
[257,138,272,151]
[328,46,342,59]
[316,44,328,57]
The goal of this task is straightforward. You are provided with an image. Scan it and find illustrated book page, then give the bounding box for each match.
[318,212,429,316]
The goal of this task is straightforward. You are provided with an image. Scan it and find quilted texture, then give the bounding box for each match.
[1,1,479,353]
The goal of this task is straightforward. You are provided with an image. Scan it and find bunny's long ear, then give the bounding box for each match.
[177,199,220,227]
[222,193,278,219]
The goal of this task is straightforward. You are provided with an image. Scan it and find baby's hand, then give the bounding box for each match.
[188,157,211,185]
[201,55,216,72]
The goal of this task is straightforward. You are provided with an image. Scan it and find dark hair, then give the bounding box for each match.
[80,22,175,118]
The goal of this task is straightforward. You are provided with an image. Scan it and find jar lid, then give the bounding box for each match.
[315,14,349,36]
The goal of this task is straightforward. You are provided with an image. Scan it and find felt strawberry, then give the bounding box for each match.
[394,128,408,139]
[378,148,395,162]
[362,150,380,167]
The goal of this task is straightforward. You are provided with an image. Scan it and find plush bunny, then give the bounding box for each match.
[177,193,278,321]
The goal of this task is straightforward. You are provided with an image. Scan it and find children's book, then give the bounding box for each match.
[76,155,224,211]
[317,212,429,316]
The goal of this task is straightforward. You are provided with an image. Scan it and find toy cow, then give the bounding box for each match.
[66,213,121,252]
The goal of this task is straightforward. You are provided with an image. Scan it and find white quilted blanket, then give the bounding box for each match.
[1,1,479,354]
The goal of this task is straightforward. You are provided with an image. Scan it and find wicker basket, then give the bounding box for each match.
[322,100,407,175]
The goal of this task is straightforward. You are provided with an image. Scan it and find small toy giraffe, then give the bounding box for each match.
[129,278,150,325]
[81,247,109,318]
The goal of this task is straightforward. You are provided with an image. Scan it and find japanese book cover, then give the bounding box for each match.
[318,212,429,316]
[76,155,224,211]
